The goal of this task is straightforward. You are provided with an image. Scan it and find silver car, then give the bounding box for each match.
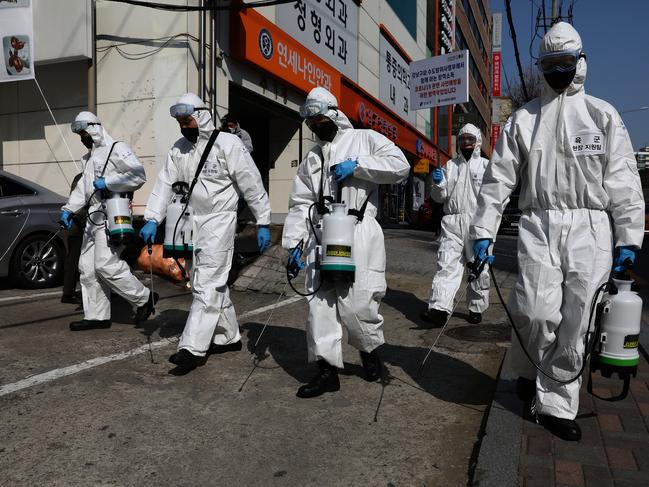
[0,170,67,288]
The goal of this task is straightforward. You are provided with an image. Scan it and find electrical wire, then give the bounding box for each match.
[103,0,298,11]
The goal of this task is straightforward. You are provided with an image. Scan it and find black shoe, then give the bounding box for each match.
[360,350,382,382]
[61,294,82,305]
[69,319,111,331]
[296,360,340,398]
[467,311,482,324]
[419,308,449,328]
[135,291,159,324]
[208,341,242,355]
[537,414,581,441]
[168,349,206,371]
[516,377,536,402]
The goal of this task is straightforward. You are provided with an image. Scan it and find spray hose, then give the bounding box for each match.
[487,261,609,386]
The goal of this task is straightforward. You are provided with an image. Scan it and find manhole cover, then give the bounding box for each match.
[445,324,510,343]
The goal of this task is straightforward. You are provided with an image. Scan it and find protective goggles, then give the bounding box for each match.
[458,134,477,145]
[538,49,581,74]
[299,100,337,119]
[169,103,203,119]
[70,120,100,134]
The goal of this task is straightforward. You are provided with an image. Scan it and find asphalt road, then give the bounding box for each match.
[0,229,508,486]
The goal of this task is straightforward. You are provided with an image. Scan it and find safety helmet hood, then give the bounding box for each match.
[539,22,586,95]
[304,87,353,143]
[174,92,215,139]
[458,123,482,161]
[74,111,112,148]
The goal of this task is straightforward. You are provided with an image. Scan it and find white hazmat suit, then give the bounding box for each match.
[429,123,490,315]
[470,23,645,420]
[282,87,410,369]
[62,112,150,321]
[144,95,271,357]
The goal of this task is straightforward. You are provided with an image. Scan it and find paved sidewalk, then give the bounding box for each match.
[475,345,649,487]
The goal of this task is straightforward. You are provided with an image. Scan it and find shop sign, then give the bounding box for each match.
[410,50,469,109]
[492,51,501,97]
[413,158,430,174]
[491,124,501,147]
[234,9,341,100]
[379,33,415,125]
[412,177,425,211]
[277,0,359,82]
[415,138,436,161]
[357,101,398,142]
[0,0,34,83]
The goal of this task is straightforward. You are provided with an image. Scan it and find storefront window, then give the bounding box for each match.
[386,0,417,39]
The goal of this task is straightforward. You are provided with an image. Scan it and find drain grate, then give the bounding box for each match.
[445,324,510,343]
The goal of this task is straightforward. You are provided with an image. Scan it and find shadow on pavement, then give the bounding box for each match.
[241,322,495,406]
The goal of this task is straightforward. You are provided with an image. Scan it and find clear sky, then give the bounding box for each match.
[490,0,649,150]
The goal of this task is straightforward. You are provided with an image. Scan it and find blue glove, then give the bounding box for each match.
[139,220,158,244]
[93,177,107,190]
[614,246,636,273]
[257,225,271,253]
[473,238,492,263]
[287,247,305,278]
[432,167,444,184]
[331,159,358,183]
[59,210,73,230]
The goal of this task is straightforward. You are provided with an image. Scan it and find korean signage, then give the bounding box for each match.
[492,13,502,52]
[379,34,415,125]
[357,102,398,142]
[492,51,501,97]
[277,0,359,82]
[491,124,501,148]
[409,50,469,110]
[0,0,34,83]
[233,9,341,100]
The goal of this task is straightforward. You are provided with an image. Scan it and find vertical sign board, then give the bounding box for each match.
[491,13,502,97]
[277,0,359,82]
[0,0,34,83]
[409,50,469,110]
[379,34,415,125]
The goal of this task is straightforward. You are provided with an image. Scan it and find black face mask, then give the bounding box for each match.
[181,127,199,144]
[310,121,338,142]
[81,135,93,149]
[461,147,474,161]
[544,67,577,93]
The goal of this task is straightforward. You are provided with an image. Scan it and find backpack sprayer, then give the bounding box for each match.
[164,181,194,260]
[286,162,370,296]
[466,253,642,402]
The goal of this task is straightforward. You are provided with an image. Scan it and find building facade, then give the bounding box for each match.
[0,0,491,226]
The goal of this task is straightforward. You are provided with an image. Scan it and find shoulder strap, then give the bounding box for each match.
[99,141,119,178]
[187,130,220,199]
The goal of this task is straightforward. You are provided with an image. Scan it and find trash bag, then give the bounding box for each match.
[137,244,188,283]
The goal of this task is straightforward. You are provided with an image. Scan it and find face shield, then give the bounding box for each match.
[458,133,477,148]
[71,120,101,134]
[169,103,204,119]
[538,49,581,74]
[299,99,338,119]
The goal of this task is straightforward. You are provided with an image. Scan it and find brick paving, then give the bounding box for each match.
[519,352,649,487]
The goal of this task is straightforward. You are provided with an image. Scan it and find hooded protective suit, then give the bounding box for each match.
[144,94,271,357]
[62,111,150,321]
[282,87,409,368]
[428,123,490,314]
[470,23,645,419]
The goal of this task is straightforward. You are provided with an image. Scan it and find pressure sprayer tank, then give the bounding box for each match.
[163,193,193,259]
[593,278,642,379]
[319,203,356,283]
[104,193,134,246]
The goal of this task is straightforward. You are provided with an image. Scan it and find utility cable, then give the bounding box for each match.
[505,0,530,102]
[34,77,80,174]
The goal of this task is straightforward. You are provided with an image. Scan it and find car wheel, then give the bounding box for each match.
[10,233,65,289]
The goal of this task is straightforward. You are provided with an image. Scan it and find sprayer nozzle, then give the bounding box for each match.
[147,243,153,256]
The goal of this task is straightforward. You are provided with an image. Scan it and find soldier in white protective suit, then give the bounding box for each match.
[140,93,271,372]
[470,23,644,441]
[283,87,409,398]
[60,111,156,331]
[421,123,490,328]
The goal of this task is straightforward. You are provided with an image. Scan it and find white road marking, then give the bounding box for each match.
[0,295,302,397]
[0,290,62,304]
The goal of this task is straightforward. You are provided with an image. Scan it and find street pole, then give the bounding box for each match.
[552,0,559,22]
